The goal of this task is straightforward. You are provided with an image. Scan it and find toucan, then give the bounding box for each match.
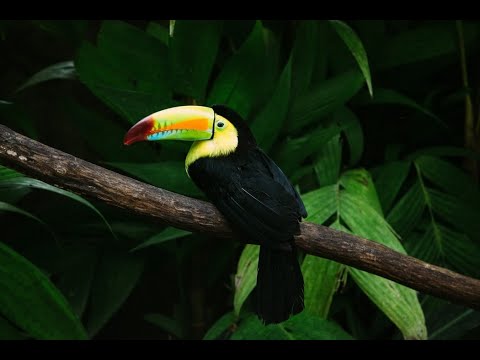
[124,104,306,324]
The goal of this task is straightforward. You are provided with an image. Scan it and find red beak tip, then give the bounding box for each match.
[123,117,154,146]
[123,136,132,146]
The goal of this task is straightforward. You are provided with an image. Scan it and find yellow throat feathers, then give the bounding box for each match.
[185,115,238,175]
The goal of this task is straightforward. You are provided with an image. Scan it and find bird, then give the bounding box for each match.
[124,104,307,324]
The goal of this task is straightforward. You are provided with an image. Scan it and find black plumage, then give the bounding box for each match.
[187,105,307,324]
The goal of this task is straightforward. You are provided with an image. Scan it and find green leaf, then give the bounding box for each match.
[424,297,480,340]
[407,146,480,161]
[131,227,191,252]
[276,121,342,175]
[301,184,338,225]
[86,249,145,336]
[340,169,383,216]
[76,42,164,123]
[0,188,30,205]
[302,186,345,318]
[288,70,365,132]
[0,165,31,203]
[106,161,201,197]
[56,245,97,318]
[310,21,329,84]
[302,254,344,318]
[0,177,114,238]
[231,312,353,340]
[440,225,480,277]
[203,312,237,340]
[335,107,364,166]
[385,144,405,162]
[57,96,159,163]
[0,100,13,108]
[0,316,26,340]
[340,193,403,254]
[349,269,426,339]
[169,20,222,100]
[208,21,278,119]
[339,193,427,339]
[407,221,480,278]
[0,165,23,180]
[314,134,342,186]
[144,313,184,338]
[290,21,318,100]
[428,188,480,240]
[415,156,480,203]
[250,58,292,151]
[407,161,480,276]
[233,244,259,316]
[97,21,168,93]
[76,21,172,124]
[387,180,426,237]
[0,201,46,226]
[146,22,169,45]
[378,24,476,69]
[0,242,87,339]
[16,61,76,93]
[329,20,372,96]
[169,20,176,37]
[373,161,411,213]
[405,225,441,265]
[290,165,314,185]
[355,88,442,126]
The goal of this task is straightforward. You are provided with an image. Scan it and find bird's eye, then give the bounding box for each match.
[217,121,225,128]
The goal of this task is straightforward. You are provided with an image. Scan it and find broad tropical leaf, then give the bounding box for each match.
[0,242,87,339]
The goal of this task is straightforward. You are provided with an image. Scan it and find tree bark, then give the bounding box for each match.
[1,124,480,310]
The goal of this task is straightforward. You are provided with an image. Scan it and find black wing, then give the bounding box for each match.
[252,148,307,218]
[188,150,304,250]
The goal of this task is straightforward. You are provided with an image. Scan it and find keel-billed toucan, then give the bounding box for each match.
[124,105,306,324]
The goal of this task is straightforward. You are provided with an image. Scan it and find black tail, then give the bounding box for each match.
[255,245,304,324]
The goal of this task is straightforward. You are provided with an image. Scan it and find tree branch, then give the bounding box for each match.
[1,124,480,310]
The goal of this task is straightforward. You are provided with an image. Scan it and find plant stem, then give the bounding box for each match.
[455,20,478,182]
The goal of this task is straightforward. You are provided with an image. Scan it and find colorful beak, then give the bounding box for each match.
[123,106,215,145]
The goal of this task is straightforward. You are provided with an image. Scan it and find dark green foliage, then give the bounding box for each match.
[169,20,223,101]
[204,311,353,340]
[1,20,479,339]
[76,21,172,124]
[0,242,87,339]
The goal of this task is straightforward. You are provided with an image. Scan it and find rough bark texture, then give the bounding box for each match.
[1,124,480,310]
